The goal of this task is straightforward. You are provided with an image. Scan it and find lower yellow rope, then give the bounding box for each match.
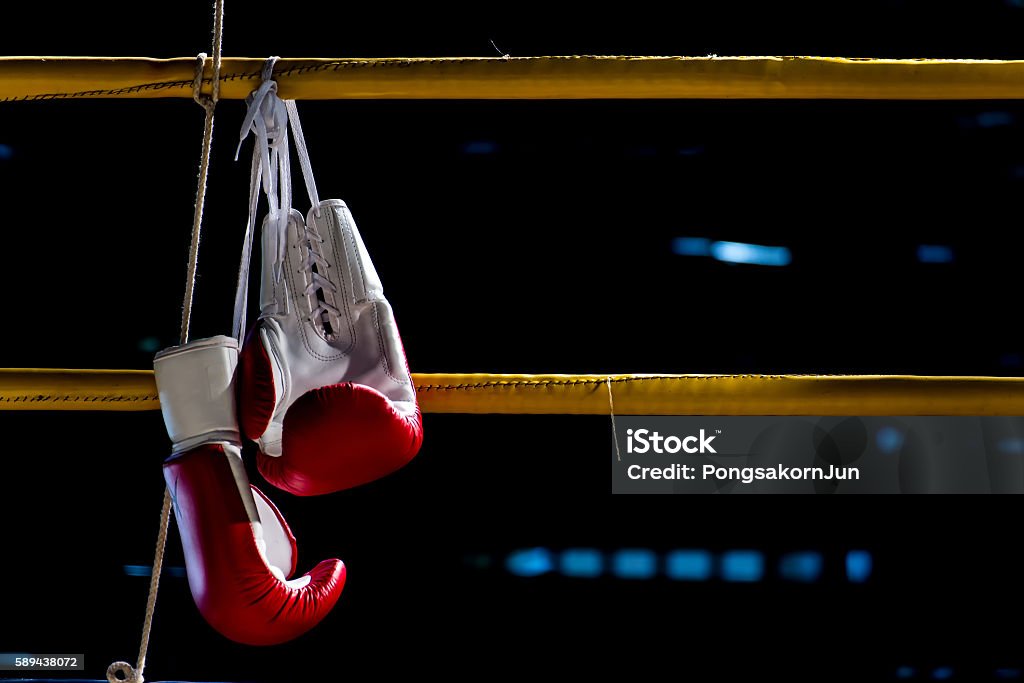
[3,370,1024,415]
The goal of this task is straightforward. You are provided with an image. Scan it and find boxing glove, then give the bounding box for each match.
[155,335,345,645]
[237,201,423,496]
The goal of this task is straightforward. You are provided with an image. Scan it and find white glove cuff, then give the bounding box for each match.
[154,335,241,454]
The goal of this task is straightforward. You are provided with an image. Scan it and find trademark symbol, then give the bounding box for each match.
[716,430,722,434]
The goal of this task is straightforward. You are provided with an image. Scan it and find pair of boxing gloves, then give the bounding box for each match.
[155,201,422,645]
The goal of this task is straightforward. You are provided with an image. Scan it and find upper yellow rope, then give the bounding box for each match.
[6,56,1024,102]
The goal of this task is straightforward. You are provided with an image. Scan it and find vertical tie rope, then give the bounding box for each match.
[107,3,225,683]
[607,377,622,462]
[180,0,225,343]
[131,488,173,679]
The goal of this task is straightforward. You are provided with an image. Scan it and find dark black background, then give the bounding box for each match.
[1,1,1023,680]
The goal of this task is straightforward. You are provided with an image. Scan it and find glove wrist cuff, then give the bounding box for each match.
[154,335,241,454]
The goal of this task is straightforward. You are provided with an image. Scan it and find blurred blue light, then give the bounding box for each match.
[876,426,905,454]
[0,654,32,669]
[560,548,603,578]
[665,550,713,581]
[1000,353,1023,368]
[671,237,711,256]
[612,549,657,580]
[778,551,823,583]
[846,550,872,583]
[996,669,1022,679]
[710,241,791,267]
[721,550,764,582]
[464,554,492,569]
[977,111,1014,128]
[677,145,705,156]
[624,145,658,158]
[932,666,954,680]
[917,245,954,264]
[506,548,553,577]
[461,140,498,155]
[0,144,12,160]
[896,666,916,679]
[124,564,185,578]
[137,336,161,353]
[997,438,1024,454]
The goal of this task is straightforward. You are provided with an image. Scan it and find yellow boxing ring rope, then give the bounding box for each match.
[2,369,1024,415]
[3,55,1023,417]
[6,56,1024,101]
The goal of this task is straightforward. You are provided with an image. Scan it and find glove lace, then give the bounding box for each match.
[300,220,341,338]
[233,59,330,342]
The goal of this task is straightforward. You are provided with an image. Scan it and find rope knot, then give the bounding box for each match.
[191,53,219,113]
[107,661,143,683]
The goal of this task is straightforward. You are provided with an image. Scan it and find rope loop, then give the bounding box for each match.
[191,53,216,113]
[106,661,142,683]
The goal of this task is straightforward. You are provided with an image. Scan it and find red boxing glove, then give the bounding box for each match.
[155,336,345,645]
[238,201,423,496]
[163,443,345,645]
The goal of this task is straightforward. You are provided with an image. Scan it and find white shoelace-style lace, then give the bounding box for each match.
[303,238,341,329]
[232,58,329,341]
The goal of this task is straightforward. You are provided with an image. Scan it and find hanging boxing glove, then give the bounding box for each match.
[155,335,346,645]
[237,201,423,496]
[233,93,423,497]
